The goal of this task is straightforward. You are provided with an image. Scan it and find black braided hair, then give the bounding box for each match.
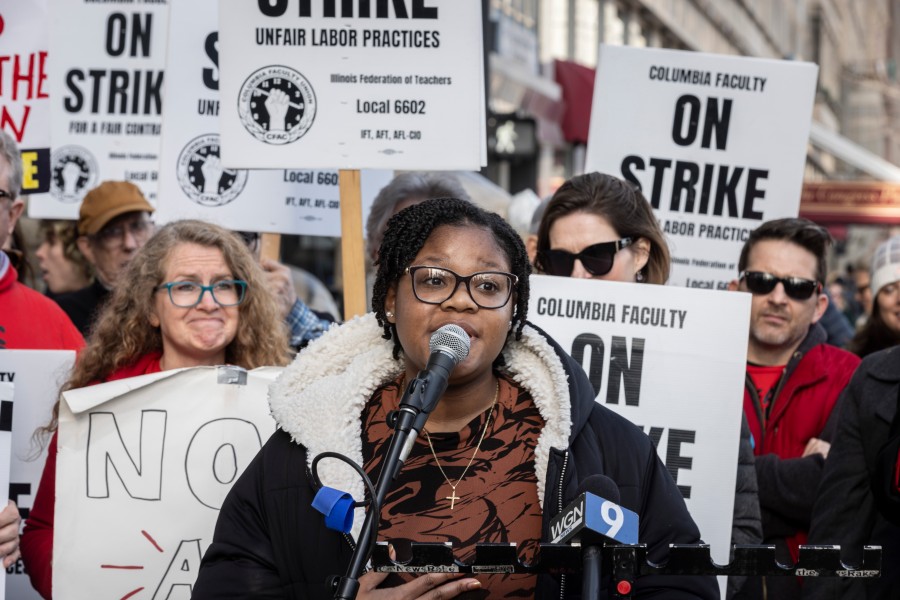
[372,197,531,359]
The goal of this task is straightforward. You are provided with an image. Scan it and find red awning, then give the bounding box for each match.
[800,181,900,225]
[553,59,595,145]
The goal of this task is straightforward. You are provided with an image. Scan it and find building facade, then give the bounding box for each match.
[501,0,900,268]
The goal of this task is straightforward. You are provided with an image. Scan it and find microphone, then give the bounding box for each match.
[549,475,639,599]
[333,325,470,598]
[398,324,470,462]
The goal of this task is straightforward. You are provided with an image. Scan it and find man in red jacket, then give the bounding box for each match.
[728,218,860,599]
[0,130,83,579]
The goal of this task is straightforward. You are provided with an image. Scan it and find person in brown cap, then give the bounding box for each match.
[54,181,155,336]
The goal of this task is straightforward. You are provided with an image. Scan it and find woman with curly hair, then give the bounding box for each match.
[21,220,291,599]
[193,198,716,599]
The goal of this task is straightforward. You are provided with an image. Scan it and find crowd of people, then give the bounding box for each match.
[2,120,900,600]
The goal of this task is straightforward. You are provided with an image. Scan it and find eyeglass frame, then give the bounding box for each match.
[89,213,154,249]
[537,237,634,277]
[404,265,518,309]
[154,279,249,308]
[739,271,822,301]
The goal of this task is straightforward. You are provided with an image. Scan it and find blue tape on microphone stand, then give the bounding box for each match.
[312,487,355,534]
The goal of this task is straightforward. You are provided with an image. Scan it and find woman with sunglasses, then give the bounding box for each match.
[192,198,717,599]
[20,220,291,599]
[535,172,762,599]
[534,171,669,283]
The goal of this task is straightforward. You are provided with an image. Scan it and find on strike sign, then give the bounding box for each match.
[41,0,168,218]
[585,45,817,290]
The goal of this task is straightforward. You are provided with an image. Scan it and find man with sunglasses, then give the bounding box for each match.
[54,181,155,336]
[728,218,860,599]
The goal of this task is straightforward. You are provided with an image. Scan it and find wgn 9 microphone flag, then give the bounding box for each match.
[550,475,639,545]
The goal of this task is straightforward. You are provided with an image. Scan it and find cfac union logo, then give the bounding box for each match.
[238,65,316,145]
[176,134,247,207]
[50,145,98,203]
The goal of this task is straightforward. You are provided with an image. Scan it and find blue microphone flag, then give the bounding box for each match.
[549,491,639,545]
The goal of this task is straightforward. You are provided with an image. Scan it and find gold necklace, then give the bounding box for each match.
[423,380,499,510]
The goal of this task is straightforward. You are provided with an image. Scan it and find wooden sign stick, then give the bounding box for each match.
[259,233,282,262]
[339,169,367,320]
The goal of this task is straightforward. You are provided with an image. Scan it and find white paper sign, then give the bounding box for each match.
[0,350,75,600]
[528,275,749,568]
[0,1,52,199]
[54,365,281,599]
[156,0,393,234]
[0,383,11,600]
[37,0,169,218]
[585,45,817,289]
[218,1,485,170]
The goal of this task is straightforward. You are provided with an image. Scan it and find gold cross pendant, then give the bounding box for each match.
[446,491,461,510]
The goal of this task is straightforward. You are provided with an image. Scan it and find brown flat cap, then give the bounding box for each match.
[77,181,155,236]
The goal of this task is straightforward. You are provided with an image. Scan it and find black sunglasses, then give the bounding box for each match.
[740,271,821,301]
[537,238,633,277]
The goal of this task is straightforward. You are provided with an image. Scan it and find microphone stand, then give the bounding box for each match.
[582,545,602,599]
[332,374,438,600]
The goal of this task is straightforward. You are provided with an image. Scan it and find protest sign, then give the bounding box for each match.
[218,1,485,170]
[54,365,280,599]
[0,384,11,600]
[528,274,749,571]
[585,45,817,289]
[0,1,52,197]
[37,0,169,218]
[0,350,75,600]
[155,0,392,235]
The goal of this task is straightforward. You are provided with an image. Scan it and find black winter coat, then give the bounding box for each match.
[192,316,719,599]
[803,346,900,600]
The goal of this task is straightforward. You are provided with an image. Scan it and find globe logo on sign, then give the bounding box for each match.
[50,145,98,203]
[238,65,317,145]
[176,134,248,207]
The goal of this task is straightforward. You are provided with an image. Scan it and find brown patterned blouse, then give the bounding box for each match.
[362,372,545,598]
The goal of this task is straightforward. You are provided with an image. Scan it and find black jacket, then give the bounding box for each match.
[192,316,719,599]
[727,416,763,600]
[53,278,109,337]
[803,346,900,600]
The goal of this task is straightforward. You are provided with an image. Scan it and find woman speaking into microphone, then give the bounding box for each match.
[193,198,717,599]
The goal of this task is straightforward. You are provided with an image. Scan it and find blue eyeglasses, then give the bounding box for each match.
[155,280,248,307]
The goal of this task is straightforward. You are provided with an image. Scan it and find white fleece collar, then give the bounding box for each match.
[269,313,572,540]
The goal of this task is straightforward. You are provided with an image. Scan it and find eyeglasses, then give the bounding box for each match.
[740,271,821,301]
[406,265,517,309]
[155,280,248,308]
[92,216,153,249]
[537,238,633,277]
